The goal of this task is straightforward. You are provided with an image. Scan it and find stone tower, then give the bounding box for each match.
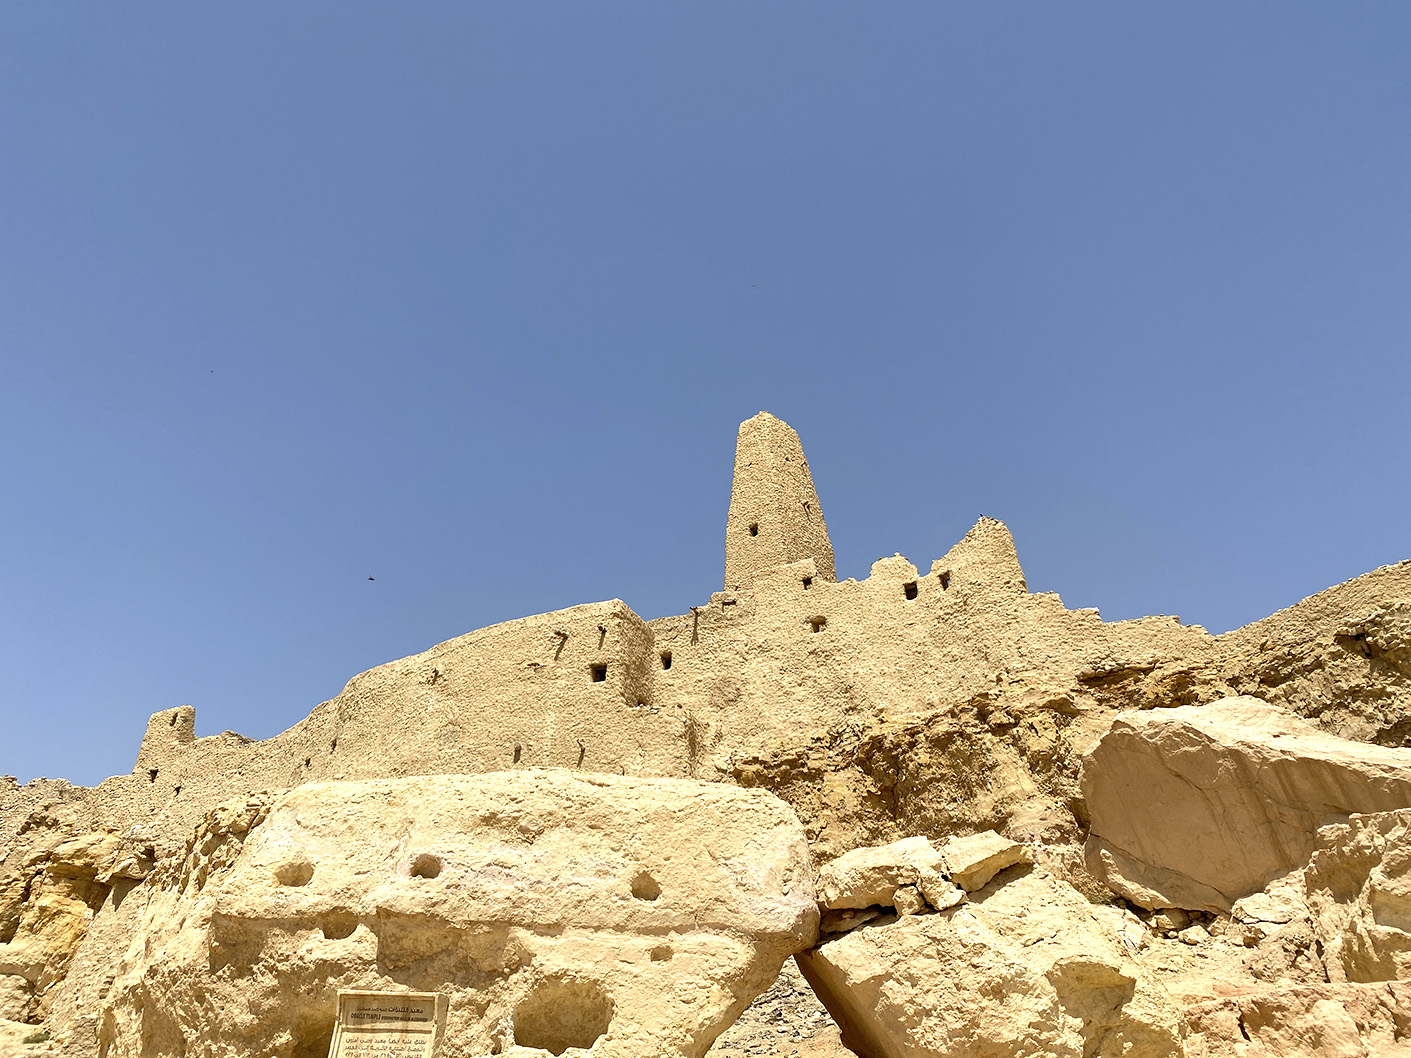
[725,411,837,591]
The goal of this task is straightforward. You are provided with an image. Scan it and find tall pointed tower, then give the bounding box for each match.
[725,411,837,591]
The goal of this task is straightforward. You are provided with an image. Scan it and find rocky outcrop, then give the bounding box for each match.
[938,831,1031,893]
[99,772,817,1058]
[1305,809,1411,984]
[812,832,1030,927]
[0,830,150,1025]
[1181,982,1411,1058]
[798,859,1180,1058]
[1220,570,1411,746]
[1082,697,1411,911]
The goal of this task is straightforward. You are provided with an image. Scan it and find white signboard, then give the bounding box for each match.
[328,990,441,1058]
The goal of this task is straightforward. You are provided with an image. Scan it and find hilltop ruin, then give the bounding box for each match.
[2,411,1410,1057]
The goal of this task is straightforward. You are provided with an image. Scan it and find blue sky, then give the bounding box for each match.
[2,4,1408,786]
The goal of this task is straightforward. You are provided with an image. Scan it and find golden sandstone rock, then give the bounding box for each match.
[1082,697,1411,912]
[1,412,1409,1057]
[798,865,1181,1058]
[99,773,815,1058]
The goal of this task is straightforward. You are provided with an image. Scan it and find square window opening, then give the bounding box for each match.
[590,663,608,683]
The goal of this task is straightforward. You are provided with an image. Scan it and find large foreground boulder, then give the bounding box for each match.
[1082,697,1411,911]
[98,771,818,1058]
[797,862,1180,1058]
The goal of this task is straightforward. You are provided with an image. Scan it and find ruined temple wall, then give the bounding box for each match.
[8,518,1231,871]
[7,407,1409,1052]
[644,518,1222,782]
[22,600,693,867]
[302,597,680,779]
[20,528,1393,880]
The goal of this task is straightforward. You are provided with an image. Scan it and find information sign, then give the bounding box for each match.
[327,990,441,1058]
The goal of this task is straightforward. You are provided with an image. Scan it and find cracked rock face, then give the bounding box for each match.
[1306,808,1411,983]
[98,772,818,1058]
[1181,982,1411,1058]
[1081,697,1411,912]
[796,864,1180,1058]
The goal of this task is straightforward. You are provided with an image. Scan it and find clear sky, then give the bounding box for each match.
[2,4,1408,787]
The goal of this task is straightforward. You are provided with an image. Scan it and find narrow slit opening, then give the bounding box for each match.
[661,651,672,670]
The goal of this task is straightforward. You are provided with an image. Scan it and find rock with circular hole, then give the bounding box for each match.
[97,771,818,1058]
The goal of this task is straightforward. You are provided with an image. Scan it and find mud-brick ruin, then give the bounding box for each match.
[3,411,1411,1058]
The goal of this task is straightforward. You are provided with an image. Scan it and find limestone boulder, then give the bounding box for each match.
[1082,697,1411,911]
[99,771,818,1058]
[814,832,1023,920]
[938,831,1031,892]
[815,837,945,910]
[796,865,1180,1058]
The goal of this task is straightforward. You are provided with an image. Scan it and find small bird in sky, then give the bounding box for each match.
[367,576,375,581]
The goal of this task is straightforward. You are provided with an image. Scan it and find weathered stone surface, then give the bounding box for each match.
[100,772,817,1058]
[1088,905,1150,953]
[893,886,926,917]
[815,837,944,910]
[1231,872,1311,947]
[0,830,131,1026]
[1083,697,1411,911]
[812,832,1021,920]
[917,879,965,913]
[1305,809,1411,984]
[939,831,1031,892]
[705,958,850,1058]
[796,866,1180,1058]
[818,907,880,935]
[0,1017,56,1056]
[1181,982,1411,1058]
[1220,585,1411,746]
